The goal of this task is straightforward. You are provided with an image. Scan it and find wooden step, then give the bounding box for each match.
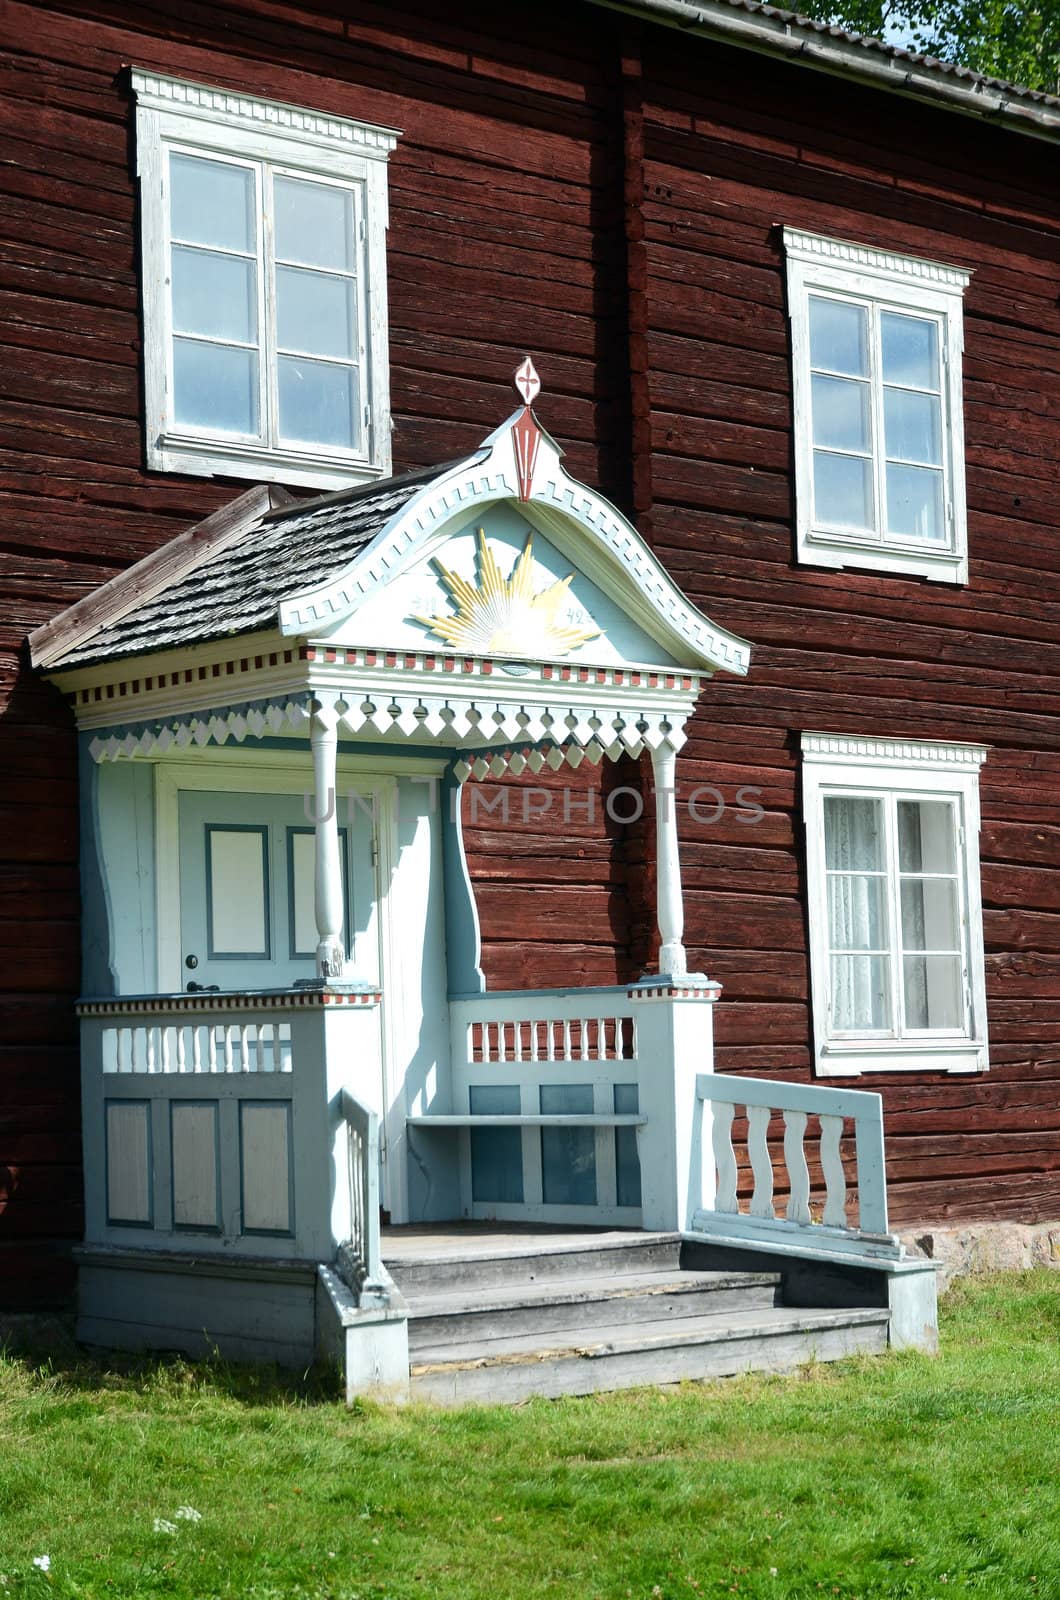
[406,1268,781,1349]
[384,1231,684,1296]
[409,1306,891,1406]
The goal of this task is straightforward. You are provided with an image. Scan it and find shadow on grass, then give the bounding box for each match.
[0,1312,344,1407]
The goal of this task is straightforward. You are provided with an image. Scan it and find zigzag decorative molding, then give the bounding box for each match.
[783,227,972,292]
[131,69,400,158]
[801,732,988,768]
[87,684,697,765]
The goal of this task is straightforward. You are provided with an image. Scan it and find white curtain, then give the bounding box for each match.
[825,796,889,1032]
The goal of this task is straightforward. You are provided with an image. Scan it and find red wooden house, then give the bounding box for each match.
[2,0,1059,1397]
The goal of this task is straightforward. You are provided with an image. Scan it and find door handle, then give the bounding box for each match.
[186,981,220,993]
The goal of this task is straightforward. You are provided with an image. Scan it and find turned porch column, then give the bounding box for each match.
[651,744,688,978]
[311,703,345,980]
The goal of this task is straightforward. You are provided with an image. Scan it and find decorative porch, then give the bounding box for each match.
[31,364,936,1399]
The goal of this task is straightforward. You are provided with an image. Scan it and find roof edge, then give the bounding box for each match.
[30,483,294,671]
[590,0,1060,145]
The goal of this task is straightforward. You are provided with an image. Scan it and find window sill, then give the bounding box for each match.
[798,533,967,586]
[148,434,390,493]
[816,1041,988,1077]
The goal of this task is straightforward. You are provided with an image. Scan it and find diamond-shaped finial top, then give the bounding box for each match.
[514,355,541,407]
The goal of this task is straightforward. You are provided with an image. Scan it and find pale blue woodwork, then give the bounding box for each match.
[177,790,370,989]
[613,1083,642,1208]
[80,741,157,996]
[540,1084,597,1206]
[319,501,686,671]
[469,1085,523,1203]
[441,766,484,998]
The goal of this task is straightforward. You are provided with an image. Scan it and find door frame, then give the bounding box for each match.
[152,746,447,1221]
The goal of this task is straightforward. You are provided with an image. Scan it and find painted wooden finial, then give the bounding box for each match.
[514,355,541,407]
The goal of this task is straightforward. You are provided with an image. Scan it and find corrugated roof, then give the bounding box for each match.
[56,460,467,670]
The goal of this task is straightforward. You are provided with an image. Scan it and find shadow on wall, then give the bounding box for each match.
[0,647,83,1308]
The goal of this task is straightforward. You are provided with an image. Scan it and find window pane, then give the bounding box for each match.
[809,297,868,377]
[278,355,358,449]
[469,1086,523,1204]
[170,154,255,253]
[830,954,890,1032]
[276,266,356,360]
[274,176,354,271]
[829,875,887,951]
[901,879,960,952]
[897,800,957,874]
[903,954,963,1030]
[884,388,942,466]
[886,463,944,541]
[881,312,939,390]
[173,338,259,434]
[540,1084,596,1206]
[812,374,871,453]
[171,247,256,343]
[814,451,873,529]
[824,796,884,871]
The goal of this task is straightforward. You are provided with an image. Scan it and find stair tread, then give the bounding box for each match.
[384,1230,681,1270]
[410,1305,890,1372]
[405,1268,779,1318]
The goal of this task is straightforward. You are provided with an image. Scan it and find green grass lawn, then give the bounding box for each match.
[1,1272,1058,1600]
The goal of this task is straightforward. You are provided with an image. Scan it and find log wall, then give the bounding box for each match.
[0,0,1058,1296]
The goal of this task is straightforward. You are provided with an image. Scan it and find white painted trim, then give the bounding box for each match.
[278,419,751,675]
[133,69,396,490]
[784,228,970,586]
[130,71,401,155]
[783,229,973,293]
[801,730,989,1078]
[802,733,988,771]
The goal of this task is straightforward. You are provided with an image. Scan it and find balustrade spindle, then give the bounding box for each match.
[747,1103,775,1219]
[712,1101,739,1213]
[819,1114,848,1227]
[783,1110,811,1225]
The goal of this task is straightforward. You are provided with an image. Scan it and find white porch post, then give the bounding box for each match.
[651,744,687,978]
[311,703,346,980]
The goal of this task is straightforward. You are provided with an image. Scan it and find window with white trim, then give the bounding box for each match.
[785,229,972,584]
[802,733,988,1076]
[133,70,398,490]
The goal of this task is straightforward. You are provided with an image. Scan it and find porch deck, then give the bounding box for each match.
[381,1222,662,1261]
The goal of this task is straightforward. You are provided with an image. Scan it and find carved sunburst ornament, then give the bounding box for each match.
[414,529,601,658]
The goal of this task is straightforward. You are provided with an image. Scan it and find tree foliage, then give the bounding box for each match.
[796,2,1060,94]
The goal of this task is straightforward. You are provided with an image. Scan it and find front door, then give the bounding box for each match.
[177,789,378,991]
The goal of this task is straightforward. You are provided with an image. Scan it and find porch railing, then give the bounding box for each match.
[422,988,652,1223]
[340,1088,387,1307]
[101,1018,293,1075]
[428,984,899,1261]
[78,987,383,1267]
[691,1072,900,1263]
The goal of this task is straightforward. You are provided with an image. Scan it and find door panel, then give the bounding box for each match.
[178,789,377,990]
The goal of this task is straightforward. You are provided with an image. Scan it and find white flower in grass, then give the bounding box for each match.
[175,1506,202,1523]
[31,1556,50,1573]
[153,1518,178,1535]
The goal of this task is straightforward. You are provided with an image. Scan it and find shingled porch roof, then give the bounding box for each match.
[30,459,471,674]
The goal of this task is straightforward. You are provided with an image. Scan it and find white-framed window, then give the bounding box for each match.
[784,229,972,584]
[802,733,989,1076]
[132,70,399,491]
